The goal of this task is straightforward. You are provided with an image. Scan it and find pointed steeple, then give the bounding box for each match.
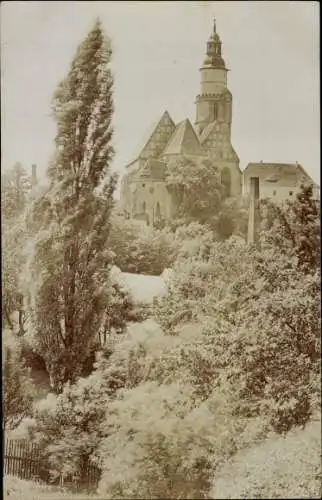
[213,17,217,36]
[202,17,226,69]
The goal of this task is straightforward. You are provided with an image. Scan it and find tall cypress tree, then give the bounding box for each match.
[25,20,117,392]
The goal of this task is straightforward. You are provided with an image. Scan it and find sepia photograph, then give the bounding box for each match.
[1,1,321,499]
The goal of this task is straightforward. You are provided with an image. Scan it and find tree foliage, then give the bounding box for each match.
[1,162,32,220]
[154,184,320,433]
[165,156,224,224]
[29,374,108,484]
[107,213,178,275]
[2,163,33,330]
[23,20,117,393]
[211,196,248,240]
[3,345,33,430]
[261,183,320,273]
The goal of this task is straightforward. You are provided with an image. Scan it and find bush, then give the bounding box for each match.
[154,233,320,432]
[28,373,109,484]
[97,383,243,499]
[211,418,322,499]
[108,214,178,275]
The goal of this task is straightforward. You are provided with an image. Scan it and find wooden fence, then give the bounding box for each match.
[4,439,101,490]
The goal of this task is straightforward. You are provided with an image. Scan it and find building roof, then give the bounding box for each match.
[126,111,175,167]
[244,162,314,187]
[111,266,168,305]
[163,119,203,156]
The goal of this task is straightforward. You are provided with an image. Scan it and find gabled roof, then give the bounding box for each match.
[243,163,314,187]
[126,111,175,166]
[163,119,203,156]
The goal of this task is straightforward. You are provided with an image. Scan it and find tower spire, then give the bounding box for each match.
[195,18,231,134]
[202,18,226,69]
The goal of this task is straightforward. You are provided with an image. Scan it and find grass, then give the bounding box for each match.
[4,475,101,500]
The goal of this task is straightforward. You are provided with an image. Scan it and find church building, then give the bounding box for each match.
[120,19,317,226]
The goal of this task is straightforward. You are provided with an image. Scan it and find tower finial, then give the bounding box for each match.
[213,17,216,33]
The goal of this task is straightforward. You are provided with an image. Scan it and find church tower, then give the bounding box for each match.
[195,18,232,135]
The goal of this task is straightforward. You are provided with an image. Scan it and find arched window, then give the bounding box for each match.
[142,201,146,213]
[211,102,218,121]
[156,202,161,218]
[221,167,231,198]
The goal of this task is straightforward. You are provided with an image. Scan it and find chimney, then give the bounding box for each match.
[247,177,260,245]
[31,164,37,186]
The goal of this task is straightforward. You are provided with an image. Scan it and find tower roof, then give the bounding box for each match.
[202,17,226,69]
[163,119,203,156]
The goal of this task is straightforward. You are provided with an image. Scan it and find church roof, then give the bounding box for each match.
[126,111,175,166]
[244,163,314,187]
[163,119,203,156]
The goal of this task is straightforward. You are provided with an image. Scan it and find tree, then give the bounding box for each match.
[165,156,224,224]
[2,215,27,330]
[154,215,320,433]
[211,197,249,241]
[95,322,243,500]
[2,163,33,332]
[107,213,178,275]
[1,162,32,220]
[261,183,320,273]
[3,345,33,430]
[24,20,117,392]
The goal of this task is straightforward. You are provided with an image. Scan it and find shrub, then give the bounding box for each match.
[211,418,322,499]
[108,213,178,275]
[97,383,242,499]
[28,373,109,484]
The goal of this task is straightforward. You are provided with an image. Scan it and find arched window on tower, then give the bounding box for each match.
[156,202,161,219]
[221,167,231,198]
[211,102,218,121]
[142,201,146,213]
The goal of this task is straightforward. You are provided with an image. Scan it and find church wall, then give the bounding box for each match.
[128,181,174,225]
[221,161,242,197]
[216,160,242,197]
[203,128,242,198]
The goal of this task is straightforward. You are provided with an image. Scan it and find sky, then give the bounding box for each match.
[1,1,320,188]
